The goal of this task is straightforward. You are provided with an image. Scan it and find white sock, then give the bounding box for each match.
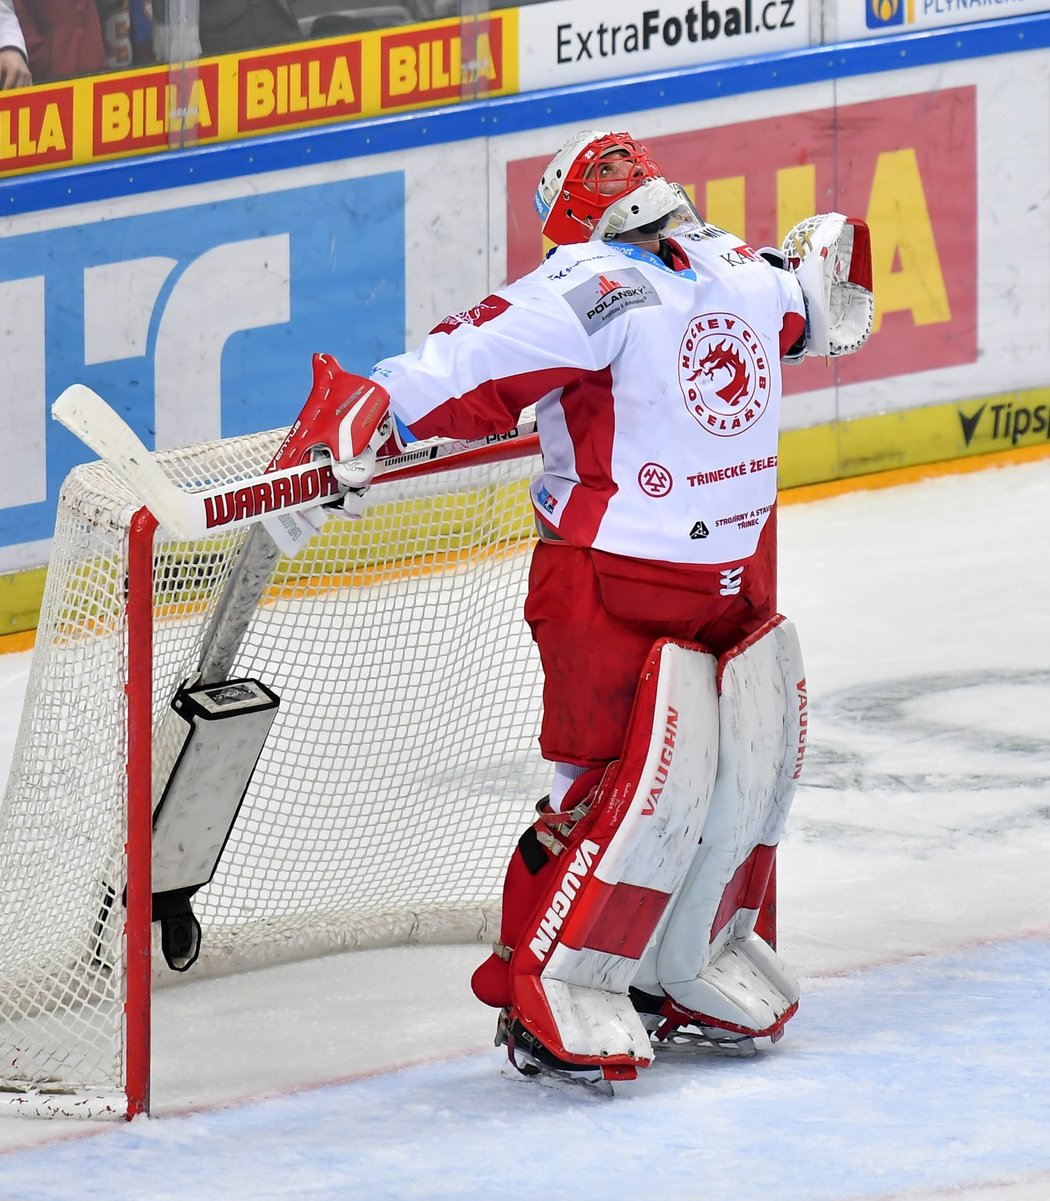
[549,762,588,812]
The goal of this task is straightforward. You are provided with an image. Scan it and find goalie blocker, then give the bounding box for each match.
[482,615,806,1080]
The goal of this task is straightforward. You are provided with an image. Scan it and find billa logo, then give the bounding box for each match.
[238,43,363,131]
[93,66,220,152]
[381,20,503,107]
[0,89,74,169]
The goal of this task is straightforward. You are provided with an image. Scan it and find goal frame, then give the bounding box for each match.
[2,421,776,1120]
[118,438,545,1119]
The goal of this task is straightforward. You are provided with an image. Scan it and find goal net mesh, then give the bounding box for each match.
[0,428,546,1108]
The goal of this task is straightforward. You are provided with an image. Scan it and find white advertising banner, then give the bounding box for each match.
[834,0,1049,40]
[517,0,812,90]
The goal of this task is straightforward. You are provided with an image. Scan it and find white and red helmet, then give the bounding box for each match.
[534,129,691,245]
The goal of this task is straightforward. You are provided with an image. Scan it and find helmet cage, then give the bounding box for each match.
[592,178,696,242]
[536,131,673,245]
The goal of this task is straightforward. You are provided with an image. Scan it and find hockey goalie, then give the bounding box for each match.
[297,129,874,1085]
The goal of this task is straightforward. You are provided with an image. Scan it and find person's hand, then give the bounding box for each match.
[0,47,31,89]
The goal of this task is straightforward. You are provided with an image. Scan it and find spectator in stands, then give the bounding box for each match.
[0,0,32,86]
[97,0,155,69]
[152,0,300,61]
[199,0,300,54]
[12,0,106,81]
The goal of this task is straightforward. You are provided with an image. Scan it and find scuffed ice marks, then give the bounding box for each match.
[788,669,1050,845]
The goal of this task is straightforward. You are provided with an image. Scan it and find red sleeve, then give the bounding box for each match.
[406,367,583,443]
[779,311,806,359]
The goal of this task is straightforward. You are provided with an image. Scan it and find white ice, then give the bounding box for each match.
[0,456,1048,1201]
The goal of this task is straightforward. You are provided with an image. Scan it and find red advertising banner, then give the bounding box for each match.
[92,64,221,155]
[506,90,978,389]
[0,85,76,172]
[380,19,505,107]
[236,41,364,133]
[0,12,517,178]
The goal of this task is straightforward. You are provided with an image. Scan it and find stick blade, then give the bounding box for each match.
[51,384,196,539]
[53,384,146,466]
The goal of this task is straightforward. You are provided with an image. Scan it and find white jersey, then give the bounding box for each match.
[372,225,805,566]
[0,0,26,57]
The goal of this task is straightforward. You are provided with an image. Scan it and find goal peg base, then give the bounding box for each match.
[151,677,280,970]
[152,887,204,972]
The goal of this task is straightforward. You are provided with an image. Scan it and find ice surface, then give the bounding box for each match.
[1,456,1048,1200]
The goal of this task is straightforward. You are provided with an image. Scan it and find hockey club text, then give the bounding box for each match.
[528,839,601,961]
[679,313,771,436]
[203,465,340,529]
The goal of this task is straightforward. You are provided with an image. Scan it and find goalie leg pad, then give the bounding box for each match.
[653,615,807,1036]
[508,638,720,1072]
[469,766,605,1010]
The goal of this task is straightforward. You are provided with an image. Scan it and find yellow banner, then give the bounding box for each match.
[0,10,519,178]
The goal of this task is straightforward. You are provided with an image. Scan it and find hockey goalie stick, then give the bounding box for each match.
[53,381,540,683]
[59,378,541,987]
[52,384,539,543]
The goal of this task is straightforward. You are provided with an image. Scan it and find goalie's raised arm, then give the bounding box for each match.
[776,212,875,359]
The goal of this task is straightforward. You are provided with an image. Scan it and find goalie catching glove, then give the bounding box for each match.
[765,213,875,360]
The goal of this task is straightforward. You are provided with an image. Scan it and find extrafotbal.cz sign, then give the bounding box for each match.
[516,0,810,88]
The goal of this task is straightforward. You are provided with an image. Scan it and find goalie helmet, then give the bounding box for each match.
[535,129,696,246]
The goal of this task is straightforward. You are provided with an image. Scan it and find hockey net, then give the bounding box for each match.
[0,427,547,1117]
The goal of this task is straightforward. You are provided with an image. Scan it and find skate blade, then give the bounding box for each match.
[653,1032,758,1059]
[500,1059,615,1098]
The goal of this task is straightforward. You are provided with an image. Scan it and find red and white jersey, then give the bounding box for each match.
[372,225,805,566]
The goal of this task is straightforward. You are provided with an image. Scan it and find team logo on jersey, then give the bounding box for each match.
[565,267,661,335]
[638,462,672,497]
[430,295,510,335]
[679,313,772,437]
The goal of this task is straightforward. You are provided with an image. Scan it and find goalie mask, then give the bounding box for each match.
[535,130,700,246]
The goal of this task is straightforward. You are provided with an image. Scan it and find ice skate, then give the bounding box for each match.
[495,1010,615,1095]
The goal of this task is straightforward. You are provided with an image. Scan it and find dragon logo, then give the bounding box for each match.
[679,314,772,437]
[688,341,750,408]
